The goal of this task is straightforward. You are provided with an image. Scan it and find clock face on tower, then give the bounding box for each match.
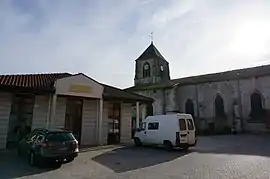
[160,65,164,71]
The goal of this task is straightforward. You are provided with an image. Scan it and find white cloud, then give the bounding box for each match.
[1,0,270,88]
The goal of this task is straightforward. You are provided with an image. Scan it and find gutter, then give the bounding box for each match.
[46,94,53,129]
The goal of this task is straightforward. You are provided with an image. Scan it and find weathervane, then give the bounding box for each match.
[149,31,154,44]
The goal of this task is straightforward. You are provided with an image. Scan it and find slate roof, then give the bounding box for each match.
[136,43,167,61]
[0,73,152,103]
[125,64,270,91]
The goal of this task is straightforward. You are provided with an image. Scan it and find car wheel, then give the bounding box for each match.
[164,141,173,151]
[65,157,74,163]
[29,151,36,166]
[134,138,142,146]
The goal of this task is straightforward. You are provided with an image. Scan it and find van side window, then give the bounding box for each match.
[187,119,194,130]
[148,122,159,130]
[140,122,146,131]
[179,119,187,130]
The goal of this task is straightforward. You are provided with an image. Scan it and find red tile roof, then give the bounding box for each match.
[0,73,152,102]
[0,73,71,90]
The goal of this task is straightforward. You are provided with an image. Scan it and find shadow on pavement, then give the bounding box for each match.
[92,146,190,173]
[0,151,57,179]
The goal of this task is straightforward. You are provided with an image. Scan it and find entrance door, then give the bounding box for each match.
[107,102,121,144]
[65,98,83,144]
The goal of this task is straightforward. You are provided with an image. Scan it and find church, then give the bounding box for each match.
[125,42,270,134]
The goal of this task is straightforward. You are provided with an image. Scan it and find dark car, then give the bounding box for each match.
[17,128,79,167]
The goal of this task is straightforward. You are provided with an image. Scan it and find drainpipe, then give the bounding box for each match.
[136,102,140,128]
[98,99,103,145]
[46,94,53,129]
[195,84,200,118]
[49,94,58,129]
[141,104,146,120]
[163,88,166,114]
[237,73,244,132]
[172,83,179,112]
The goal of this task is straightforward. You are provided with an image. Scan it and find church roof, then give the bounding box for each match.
[125,64,270,91]
[136,43,167,61]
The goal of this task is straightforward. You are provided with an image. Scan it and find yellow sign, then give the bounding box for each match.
[69,84,91,93]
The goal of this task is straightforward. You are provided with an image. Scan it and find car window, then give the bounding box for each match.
[25,133,38,143]
[35,132,45,142]
[139,122,146,131]
[179,119,187,131]
[148,122,159,130]
[25,130,38,141]
[187,119,194,130]
[45,132,76,142]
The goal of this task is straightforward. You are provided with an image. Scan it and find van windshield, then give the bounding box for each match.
[179,119,187,130]
[139,122,146,131]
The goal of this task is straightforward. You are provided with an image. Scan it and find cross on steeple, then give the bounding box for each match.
[149,32,154,44]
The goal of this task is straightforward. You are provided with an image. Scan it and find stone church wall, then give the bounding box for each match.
[135,88,177,115]
[176,75,270,133]
[164,88,177,112]
[239,76,270,132]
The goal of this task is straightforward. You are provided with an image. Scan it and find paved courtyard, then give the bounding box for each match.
[1,134,270,179]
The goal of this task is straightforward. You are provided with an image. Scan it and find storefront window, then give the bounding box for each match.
[108,103,121,119]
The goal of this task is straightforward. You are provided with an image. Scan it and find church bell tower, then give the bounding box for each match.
[134,42,170,86]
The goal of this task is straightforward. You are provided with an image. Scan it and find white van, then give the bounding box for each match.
[134,113,197,151]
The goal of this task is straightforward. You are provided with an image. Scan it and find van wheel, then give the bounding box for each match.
[134,138,142,146]
[182,146,189,151]
[164,141,173,151]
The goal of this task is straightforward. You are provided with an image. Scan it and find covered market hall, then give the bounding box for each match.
[0,73,153,149]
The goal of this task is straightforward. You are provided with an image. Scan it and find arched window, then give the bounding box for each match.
[185,99,194,117]
[215,94,225,118]
[250,92,264,120]
[146,103,153,117]
[143,62,151,77]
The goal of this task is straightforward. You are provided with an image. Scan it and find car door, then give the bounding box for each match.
[27,133,40,154]
[178,118,188,144]
[32,132,45,154]
[19,131,38,155]
[186,118,196,145]
[135,122,147,143]
[145,122,159,144]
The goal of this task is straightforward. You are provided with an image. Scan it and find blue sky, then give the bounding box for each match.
[1,0,270,88]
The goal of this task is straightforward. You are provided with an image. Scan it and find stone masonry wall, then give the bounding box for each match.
[134,88,177,115]
[176,76,270,133]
